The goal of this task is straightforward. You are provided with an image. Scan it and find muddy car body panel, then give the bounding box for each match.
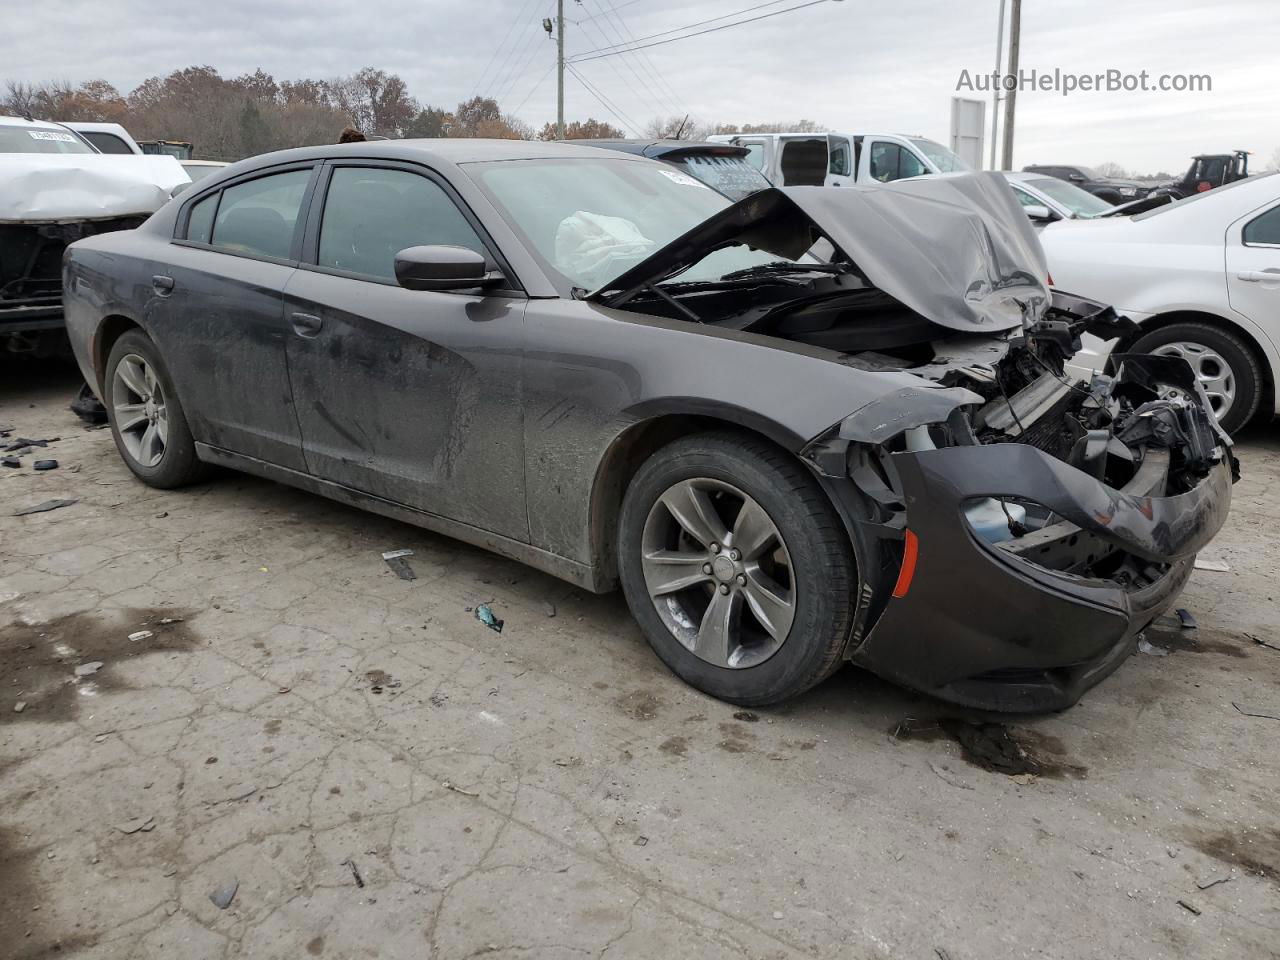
[61,141,1234,710]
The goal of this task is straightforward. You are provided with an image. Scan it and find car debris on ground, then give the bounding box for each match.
[12,498,78,516]
[381,548,416,580]
[208,878,239,909]
[475,603,504,633]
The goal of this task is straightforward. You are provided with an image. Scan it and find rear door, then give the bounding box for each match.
[825,135,853,186]
[153,164,317,469]
[1226,202,1280,337]
[282,160,529,538]
[776,136,829,186]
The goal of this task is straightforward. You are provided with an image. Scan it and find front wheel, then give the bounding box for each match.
[1130,322,1262,434]
[105,329,210,488]
[617,432,856,706]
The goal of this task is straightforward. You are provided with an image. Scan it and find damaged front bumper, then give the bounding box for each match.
[850,442,1232,712]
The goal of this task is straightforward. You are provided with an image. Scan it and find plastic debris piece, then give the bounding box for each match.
[158,617,184,625]
[13,498,78,516]
[1246,632,1280,651]
[634,836,649,847]
[732,711,760,722]
[115,815,156,835]
[1176,899,1201,916]
[475,604,504,633]
[128,630,154,642]
[543,601,557,617]
[1137,637,1170,657]
[74,661,104,677]
[381,549,416,580]
[1193,557,1230,572]
[1196,874,1232,890]
[1176,608,1197,629]
[1,457,18,468]
[341,858,365,888]
[32,459,58,471]
[14,701,26,713]
[209,879,239,909]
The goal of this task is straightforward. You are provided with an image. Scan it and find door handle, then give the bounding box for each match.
[151,275,175,295]
[1237,269,1280,283]
[290,312,323,337]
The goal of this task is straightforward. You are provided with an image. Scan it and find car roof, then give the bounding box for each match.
[0,115,73,130]
[229,138,651,175]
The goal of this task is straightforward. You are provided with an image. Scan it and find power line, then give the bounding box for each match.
[588,0,688,119]
[575,1,680,121]
[573,0,792,57]
[509,60,558,117]
[472,0,543,99]
[574,0,647,21]
[570,0,835,64]
[566,63,643,136]
[489,0,556,104]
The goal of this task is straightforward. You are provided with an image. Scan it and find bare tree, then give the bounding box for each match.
[1094,161,1129,179]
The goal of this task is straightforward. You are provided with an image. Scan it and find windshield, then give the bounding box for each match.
[468,158,786,290]
[909,138,968,173]
[0,125,96,155]
[1024,177,1114,218]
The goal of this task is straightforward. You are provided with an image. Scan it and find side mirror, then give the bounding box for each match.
[394,245,502,291]
[1023,204,1057,221]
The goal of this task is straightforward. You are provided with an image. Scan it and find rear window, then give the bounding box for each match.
[80,131,134,154]
[666,154,772,201]
[1243,205,1280,246]
[0,126,96,154]
[209,169,311,260]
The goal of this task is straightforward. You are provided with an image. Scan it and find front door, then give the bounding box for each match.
[148,165,317,470]
[825,135,853,186]
[282,162,529,540]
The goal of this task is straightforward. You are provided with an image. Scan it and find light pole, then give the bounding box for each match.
[1000,0,1021,171]
[990,0,1006,169]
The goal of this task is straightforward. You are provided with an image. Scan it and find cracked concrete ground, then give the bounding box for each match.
[3,358,1279,960]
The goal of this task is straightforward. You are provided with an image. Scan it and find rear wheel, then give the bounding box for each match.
[105,330,209,488]
[617,432,856,706]
[1130,322,1262,434]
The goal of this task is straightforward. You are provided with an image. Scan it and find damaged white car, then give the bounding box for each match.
[0,115,189,354]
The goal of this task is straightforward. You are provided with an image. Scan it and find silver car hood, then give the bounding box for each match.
[591,172,1052,334]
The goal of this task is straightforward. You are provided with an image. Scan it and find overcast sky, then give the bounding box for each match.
[7,0,1275,173]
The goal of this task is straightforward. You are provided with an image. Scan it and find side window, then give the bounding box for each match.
[869,142,901,182]
[1243,206,1280,246]
[742,143,765,171]
[186,193,218,244]
[828,140,851,177]
[82,132,133,154]
[318,166,487,281]
[899,149,927,179]
[210,169,311,260]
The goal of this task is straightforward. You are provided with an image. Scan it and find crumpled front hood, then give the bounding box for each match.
[590,172,1051,334]
[0,155,190,223]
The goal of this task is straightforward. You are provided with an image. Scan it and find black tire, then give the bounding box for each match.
[104,329,210,488]
[617,431,856,706]
[1130,321,1263,434]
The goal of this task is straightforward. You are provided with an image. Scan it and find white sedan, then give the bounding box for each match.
[1042,173,1280,433]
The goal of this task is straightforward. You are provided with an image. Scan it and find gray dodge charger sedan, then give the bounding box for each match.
[62,139,1235,711]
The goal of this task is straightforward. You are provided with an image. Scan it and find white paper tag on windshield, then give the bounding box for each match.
[28,130,77,142]
[658,169,707,188]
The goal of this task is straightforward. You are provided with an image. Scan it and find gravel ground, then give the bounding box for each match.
[2,359,1279,960]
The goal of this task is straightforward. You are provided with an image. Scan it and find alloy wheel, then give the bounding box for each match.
[112,353,169,468]
[640,478,795,669]
[1151,341,1236,421]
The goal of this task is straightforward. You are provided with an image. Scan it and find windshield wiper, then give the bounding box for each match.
[716,261,850,282]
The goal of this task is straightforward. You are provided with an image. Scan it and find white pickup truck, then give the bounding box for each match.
[706,132,968,187]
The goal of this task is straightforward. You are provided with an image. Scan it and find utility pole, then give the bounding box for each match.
[989,0,1006,169]
[556,0,565,140]
[1000,0,1021,170]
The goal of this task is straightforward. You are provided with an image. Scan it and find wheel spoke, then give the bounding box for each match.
[114,402,148,433]
[643,549,712,597]
[742,568,795,641]
[694,588,740,663]
[731,498,777,561]
[140,423,159,462]
[117,359,148,398]
[660,480,729,549]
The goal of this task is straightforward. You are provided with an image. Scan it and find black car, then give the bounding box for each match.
[1022,164,1154,205]
[573,139,772,201]
[63,140,1234,711]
